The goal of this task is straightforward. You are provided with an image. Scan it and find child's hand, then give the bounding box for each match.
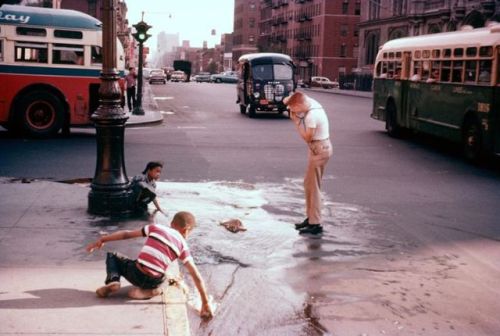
[86,239,103,253]
[200,302,213,319]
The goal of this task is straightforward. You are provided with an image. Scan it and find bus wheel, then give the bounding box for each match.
[240,104,246,114]
[385,101,400,137]
[462,118,482,162]
[18,91,64,137]
[248,104,257,118]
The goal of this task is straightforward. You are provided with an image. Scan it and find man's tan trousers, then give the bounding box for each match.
[304,139,332,225]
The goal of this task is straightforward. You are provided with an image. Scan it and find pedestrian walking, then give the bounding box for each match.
[86,211,214,318]
[125,66,137,111]
[284,92,332,235]
[130,161,165,215]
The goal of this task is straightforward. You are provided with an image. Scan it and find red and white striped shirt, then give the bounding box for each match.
[137,224,192,277]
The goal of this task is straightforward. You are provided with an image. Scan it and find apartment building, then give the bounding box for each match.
[358,0,500,74]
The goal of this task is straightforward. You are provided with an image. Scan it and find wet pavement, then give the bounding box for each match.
[1,177,499,335]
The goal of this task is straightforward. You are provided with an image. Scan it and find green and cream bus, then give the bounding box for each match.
[371,23,500,161]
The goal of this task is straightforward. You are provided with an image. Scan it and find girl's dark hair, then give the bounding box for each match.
[142,161,163,174]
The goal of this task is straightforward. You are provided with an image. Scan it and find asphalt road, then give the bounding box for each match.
[1,82,499,335]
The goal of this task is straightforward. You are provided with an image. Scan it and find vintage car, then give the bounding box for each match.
[170,70,186,82]
[148,69,166,84]
[211,71,238,83]
[237,53,295,118]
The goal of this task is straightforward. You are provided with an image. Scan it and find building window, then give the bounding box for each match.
[393,0,406,16]
[249,2,256,10]
[342,0,348,14]
[249,35,255,43]
[369,0,380,20]
[340,43,347,57]
[340,24,348,37]
[355,1,361,15]
[365,32,379,65]
[428,24,441,34]
[249,18,255,28]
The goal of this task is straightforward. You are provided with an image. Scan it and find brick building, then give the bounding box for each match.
[232,0,260,63]
[233,0,360,86]
[358,0,500,75]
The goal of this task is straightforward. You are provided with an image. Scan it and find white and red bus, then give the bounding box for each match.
[0,5,125,137]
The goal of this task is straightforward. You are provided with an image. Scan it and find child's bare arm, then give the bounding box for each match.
[152,199,165,213]
[86,229,143,253]
[184,261,213,318]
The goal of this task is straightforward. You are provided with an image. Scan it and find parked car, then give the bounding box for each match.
[211,71,238,83]
[170,70,186,82]
[149,69,166,84]
[196,72,212,83]
[310,76,339,89]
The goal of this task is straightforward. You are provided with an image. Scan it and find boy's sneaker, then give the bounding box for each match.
[294,218,309,230]
[298,224,323,235]
[128,287,163,300]
[96,281,121,298]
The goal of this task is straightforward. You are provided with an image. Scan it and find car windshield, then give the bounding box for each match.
[252,64,292,81]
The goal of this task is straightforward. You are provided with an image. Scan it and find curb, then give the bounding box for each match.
[304,87,373,99]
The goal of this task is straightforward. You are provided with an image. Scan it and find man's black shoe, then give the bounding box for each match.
[299,224,323,235]
[294,218,309,230]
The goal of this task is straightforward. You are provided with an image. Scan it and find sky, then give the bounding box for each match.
[125,0,235,52]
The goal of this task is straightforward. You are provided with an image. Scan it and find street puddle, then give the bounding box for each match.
[152,180,378,335]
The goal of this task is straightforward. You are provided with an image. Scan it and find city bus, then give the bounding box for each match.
[0,5,125,137]
[371,24,500,161]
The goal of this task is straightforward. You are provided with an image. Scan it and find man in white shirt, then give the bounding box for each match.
[285,92,332,235]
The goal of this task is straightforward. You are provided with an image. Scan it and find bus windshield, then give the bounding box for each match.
[252,64,293,81]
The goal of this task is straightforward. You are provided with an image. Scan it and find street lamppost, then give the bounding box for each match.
[132,17,152,116]
[88,0,131,216]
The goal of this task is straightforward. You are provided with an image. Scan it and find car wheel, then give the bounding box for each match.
[17,91,64,137]
[216,78,222,83]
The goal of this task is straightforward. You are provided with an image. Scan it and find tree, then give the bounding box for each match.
[207,60,218,74]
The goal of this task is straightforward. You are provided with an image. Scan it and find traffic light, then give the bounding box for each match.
[133,21,152,43]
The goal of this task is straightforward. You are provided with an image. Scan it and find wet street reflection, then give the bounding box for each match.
[151,179,379,335]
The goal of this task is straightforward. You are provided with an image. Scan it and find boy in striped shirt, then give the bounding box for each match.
[86,211,213,318]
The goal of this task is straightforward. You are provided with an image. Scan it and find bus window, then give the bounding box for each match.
[16,27,46,37]
[441,60,451,81]
[412,61,421,79]
[91,46,102,65]
[432,49,440,58]
[465,60,477,82]
[423,50,430,58]
[387,62,395,78]
[415,50,421,59]
[452,60,463,82]
[443,48,452,58]
[0,40,3,62]
[375,62,381,77]
[479,46,493,57]
[422,60,430,80]
[54,30,83,39]
[454,48,464,58]
[478,60,492,83]
[15,42,48,63]
[52,44,84,65]
[466,47,477,57]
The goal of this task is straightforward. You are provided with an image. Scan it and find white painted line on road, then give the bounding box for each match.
[154,96,174,100]
[182,106,190,109]
[161,111,175,115]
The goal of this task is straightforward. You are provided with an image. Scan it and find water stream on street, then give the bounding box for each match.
[153,179,380,336]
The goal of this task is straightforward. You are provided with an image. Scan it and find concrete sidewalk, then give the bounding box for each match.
[126,83,164,127]
[0,178,188,335]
